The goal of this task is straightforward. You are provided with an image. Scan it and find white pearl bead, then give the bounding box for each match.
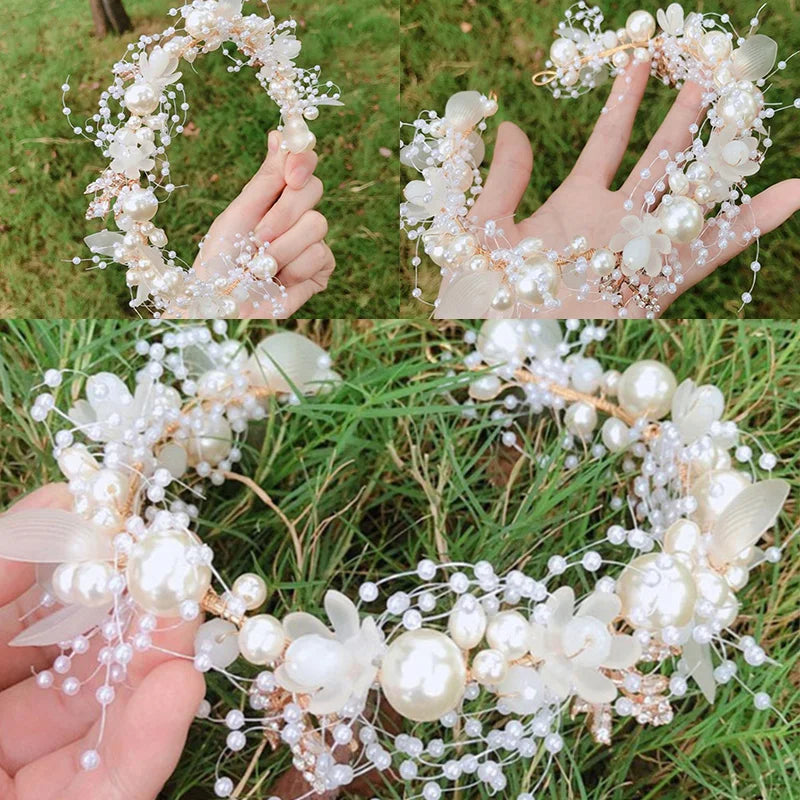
[124,83,160,116]
[232,573,268,610]
[550,38,579,67]
[625,10,656,43]
[471,648,508,685]
[685,162,712,183]
[564,401,598,440]
[570,357,603,393]
[185,8,215,38]
[658,196,703,244]
[668,171,690,195]
[601,417,630,453]
[249,253,278,280]
[590,248,616,278]
[122,188,159,222]
[700,31,732,63]
[238,614,285,665]
[447,598,487,649]
[380,630,466,722]
[612,50,630,68]
[71,561,116,607]
[52,561,81,605]
[694,569,739,627]
[490,285,515,311]
[195,619,240,669]
[516,257,557,306]
[617,553,697,630]
[617,360,677,420]
[485,610,530,659]
[717,85,761,128]
[185,416,232,466]
[126,529,211,617]
[516,237,543,258]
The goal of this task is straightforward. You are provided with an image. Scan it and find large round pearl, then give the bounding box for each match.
[717,84,761,128]
[249,253,278,280]
[52,562,80,605]
[550,38,579,67]
[617,360,677,420]
[195,619,240,669]
[185,416,232,466]
[126,529,211,617]
[185,8,215,38]
[564,401,598,440]
[471,648,508,686]
[590,248,616,278]
[447,597,487,649]
[690,469,751,528]
[668,171,690,195]
[625,10,656,43]
[700,30,732,63]
[283,116,315,153]
[232,573,268,610]
[658,196,703,244]
[124,83,160,116]
[617,553,697,630]
[694,569,739,627]
[238,614,285,665]
[485,610,530,660]
[601,417,630,453]
[516,257,557,305]
[490,285,515,311]
[71,561,116,607]
[379,630,466,722]
[122,188,159,222]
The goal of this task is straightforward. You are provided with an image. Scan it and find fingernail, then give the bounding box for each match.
[289,166,312,188]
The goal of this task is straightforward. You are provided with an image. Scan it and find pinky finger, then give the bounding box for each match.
[277,242,334,287]
[280,261,336,317]
[692,179,800,285]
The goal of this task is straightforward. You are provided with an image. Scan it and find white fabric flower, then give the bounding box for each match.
[529,587,641,704]
[275,591,384,715]
[108,129,156,179]
[703,126,760,185]
[271,32,302,65]
[137,46,182,90]
[609,214,672,277]
[657,3,684,36]
[671,378,725,443]
[496,665,547,715]
[403,168,449,221]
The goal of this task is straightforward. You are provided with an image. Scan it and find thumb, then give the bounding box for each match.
[469,121,533,226]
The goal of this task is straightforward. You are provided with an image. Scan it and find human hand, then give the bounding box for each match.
[192,130,334,318]
[464,59,800,318]
[0,484,204,800]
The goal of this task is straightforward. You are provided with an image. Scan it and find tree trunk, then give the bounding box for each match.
[90,0,132,36]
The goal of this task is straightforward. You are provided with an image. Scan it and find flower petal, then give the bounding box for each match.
[572,666,617,704]
[282,611,332,641]
[602,634,642,669]
[577,591,620,625]
[10,602,112,647]
[682,638,716,703]
[545,586,574,628]
[273,663,308,694]
[307,682,351,716]
[540,656,572,699]
[324,590,360,642]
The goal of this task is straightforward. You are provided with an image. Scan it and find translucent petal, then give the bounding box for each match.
[283,611,332,641]
[545,586,575,629]
[576,591,620,625]
[444,91,486,131]
[156,442,188,479]
[324,590,360,642]
[572,666,617,704]
[10,602,112,647]
[307,682,351,716]
[539,656,572,699]
[682,638,716,703]
[732,35,778,82]
[709,479,789,567]
[0,510,112,563]
[434,270,502,319]
[246,332,332,394]
[602,635,642,669]
[273,663,308,694]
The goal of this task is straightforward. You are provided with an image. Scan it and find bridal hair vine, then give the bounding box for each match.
[3,321,792,799]
[65,0,342,317]
[401,4,799,318]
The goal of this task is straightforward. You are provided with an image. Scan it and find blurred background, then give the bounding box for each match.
[401,0,800,318]
[0,0,400,317]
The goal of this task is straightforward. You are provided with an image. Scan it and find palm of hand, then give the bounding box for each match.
[462,59,800,318]
[0,485,203,800]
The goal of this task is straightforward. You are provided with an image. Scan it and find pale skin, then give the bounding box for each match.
[0,485,203,800]
[462,59,800,318]
[192,129,334,318]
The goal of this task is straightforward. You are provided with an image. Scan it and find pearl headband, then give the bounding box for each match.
[1,321,791,799]
[401,4,797,318]
[67,0,341,317]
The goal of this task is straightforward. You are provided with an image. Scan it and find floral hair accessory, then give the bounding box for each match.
[2,321,792,799]
[401,4,798,318]
[65,0,342,317]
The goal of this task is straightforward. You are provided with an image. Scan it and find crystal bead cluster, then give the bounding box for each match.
[401,4,799,318]
[66,0,342,317]
[1,323,339,775]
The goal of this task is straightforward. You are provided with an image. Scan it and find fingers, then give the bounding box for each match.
[571,58,651,187]
[280,266,336,318]
[688,179,800,286]
[267,210,329,267]
[254,176,324,245]
[620,80,706,199]
[285,149,318,191]
[14,660,204,800]
[277,242,335,288]
[0,615,197,775]
[469,121,533,225]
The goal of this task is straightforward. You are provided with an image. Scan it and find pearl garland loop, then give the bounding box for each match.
[401,4,800,318]
[66,0,342,317]
[2,320,792,800]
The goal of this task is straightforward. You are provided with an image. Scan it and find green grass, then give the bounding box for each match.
[400,0,800,318]
[0,319,798,798]
[0,0,400,317]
